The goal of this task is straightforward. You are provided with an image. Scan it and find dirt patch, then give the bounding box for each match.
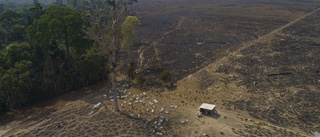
[0,82,108,135]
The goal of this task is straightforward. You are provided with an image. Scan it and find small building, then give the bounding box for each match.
[199,103,217,116]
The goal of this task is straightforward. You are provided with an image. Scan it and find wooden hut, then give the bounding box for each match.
[199,103,217,116]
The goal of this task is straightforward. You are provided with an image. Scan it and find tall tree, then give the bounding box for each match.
[28,6,89,93]
[0,10,21,46]
[121,16,140,64]
[109,4,126,112]
[5,42,33,67]
[121,16,140,82]
[1,43,34,111]
[1,60,33,111]
[28,3,44,25]
[30,6,87,62]
[84,0,127,112]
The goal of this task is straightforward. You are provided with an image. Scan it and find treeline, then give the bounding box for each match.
[0,0,120,111]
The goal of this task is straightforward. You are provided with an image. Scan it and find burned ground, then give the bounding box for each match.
[128,0,320,135]
[217,9,320,133]
[127,0,320,81]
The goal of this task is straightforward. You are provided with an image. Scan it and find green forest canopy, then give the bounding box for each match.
[0,0,138,111]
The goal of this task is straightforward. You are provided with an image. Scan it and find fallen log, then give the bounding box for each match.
[267,72,293,77]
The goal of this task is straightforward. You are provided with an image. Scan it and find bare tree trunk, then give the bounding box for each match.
[50,60,58,94]
[111,20,120,112]
[128,46,131,65]
[111,52,120,112]
[66,44,70,61]
[65,32,70,62]
[6,92,12,111]
[64,29,71,92]
[128,46,131,83]
[83,3,126,113]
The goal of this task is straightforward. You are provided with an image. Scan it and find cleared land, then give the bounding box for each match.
[1,0,320,136]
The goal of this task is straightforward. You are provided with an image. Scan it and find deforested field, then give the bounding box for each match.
[1,0,320,136]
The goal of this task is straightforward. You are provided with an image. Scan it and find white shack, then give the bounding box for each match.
[199,103,217,116]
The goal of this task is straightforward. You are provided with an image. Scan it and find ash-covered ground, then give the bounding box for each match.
[219,10,320,132]
[127,0,320,81]
[125,0,320,134]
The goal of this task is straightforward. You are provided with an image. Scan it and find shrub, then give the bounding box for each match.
[160,70,171,83]
[126,63,134,82]
[134,75,145,86]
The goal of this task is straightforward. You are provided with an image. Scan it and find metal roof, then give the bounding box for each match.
[199,103,216,110]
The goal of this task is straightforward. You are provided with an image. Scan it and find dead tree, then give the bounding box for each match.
[84,2,127,112]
